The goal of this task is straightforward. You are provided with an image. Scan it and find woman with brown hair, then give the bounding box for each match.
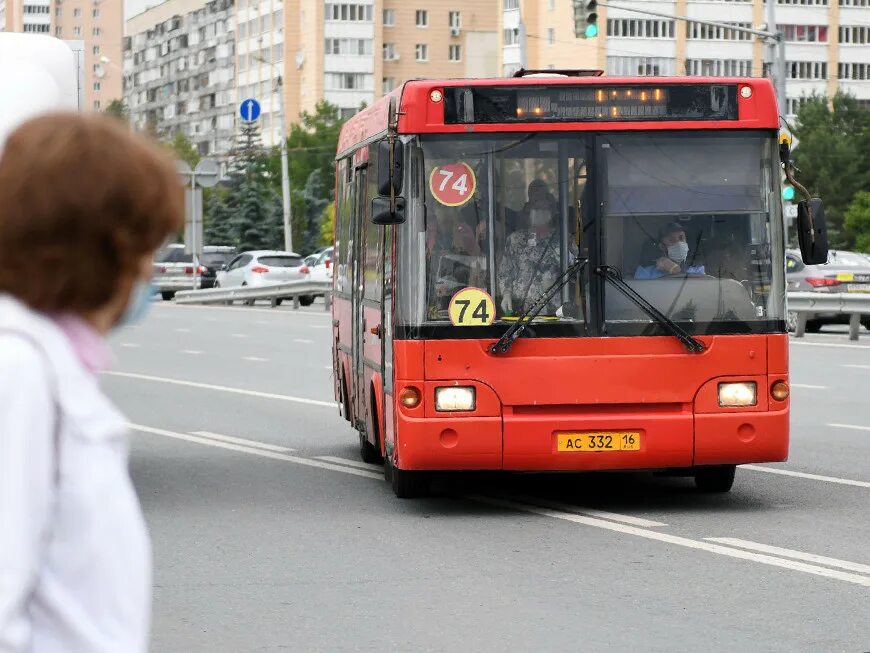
[0,113,183,652]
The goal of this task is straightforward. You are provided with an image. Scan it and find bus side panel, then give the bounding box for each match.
[767,333,789,376]
[334,294,354,410]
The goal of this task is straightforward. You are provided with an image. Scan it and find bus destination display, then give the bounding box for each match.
[443,84,739,124]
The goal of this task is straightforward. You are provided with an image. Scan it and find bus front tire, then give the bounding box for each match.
[360,432,383,465]
[694,465,736,493]
[386,456,429,499]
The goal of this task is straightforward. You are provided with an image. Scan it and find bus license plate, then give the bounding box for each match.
[557,432,641,452]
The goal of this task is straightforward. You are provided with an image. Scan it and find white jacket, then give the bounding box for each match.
[0,296,150,653]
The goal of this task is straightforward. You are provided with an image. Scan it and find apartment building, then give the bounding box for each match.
[0,0,122,110]
[233,0,497,146]
[500,0,870,117]
[125,0,236,157]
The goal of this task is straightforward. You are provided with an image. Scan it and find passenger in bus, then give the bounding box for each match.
[634,222,705,279]
[497,194,567,315]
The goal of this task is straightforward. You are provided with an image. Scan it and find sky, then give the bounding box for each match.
[124,0,154,19]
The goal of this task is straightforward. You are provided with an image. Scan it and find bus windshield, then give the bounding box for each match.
[396,131,785,339]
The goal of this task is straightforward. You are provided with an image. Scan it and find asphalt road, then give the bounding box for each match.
[103,302,870,652]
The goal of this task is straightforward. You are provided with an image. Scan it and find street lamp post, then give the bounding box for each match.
[254,54,293,254]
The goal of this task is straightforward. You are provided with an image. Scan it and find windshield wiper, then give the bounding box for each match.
[490,258,588,354]
[595,266,705,354]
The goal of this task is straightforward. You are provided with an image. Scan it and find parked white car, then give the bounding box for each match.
[309,246,334,284]
[215,250,311,305]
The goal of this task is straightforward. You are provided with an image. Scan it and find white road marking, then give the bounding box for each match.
[243,356,268,362]
[175,328,191,333]
[324,366,333,370]
[120,343,140,348]
[182,349,203,355]
[131,424,381,479]
[231,333,249,339]
[315,455,383,472]
[134,423,870,587]
[790,383,828,390]
[293,338,314,344]
[507,496,668,528]
[790,341,870,350]
[705,538,870,575]
[475,497,870,588]
[842,364,870,370]
[103,371,335,408]
[743,463,870,489]
[192,430,295,453]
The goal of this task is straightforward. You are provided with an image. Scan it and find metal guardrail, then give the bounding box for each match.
[174,280,333,311]
[788,291,870,341]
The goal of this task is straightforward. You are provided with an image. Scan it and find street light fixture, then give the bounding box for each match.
[253,53,293,254]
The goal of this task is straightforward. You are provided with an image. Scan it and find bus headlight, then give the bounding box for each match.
[435,386,476,412]
[718,382,757,407]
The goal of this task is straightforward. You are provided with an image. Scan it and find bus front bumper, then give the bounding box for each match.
[395,405,789,472]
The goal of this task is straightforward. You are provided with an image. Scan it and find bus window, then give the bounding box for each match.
[402,134,590,328]
[601,133,785,330]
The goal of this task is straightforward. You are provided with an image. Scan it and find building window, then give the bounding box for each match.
[415,43,428,61]
[93,27,102,36]
[839,25,869,44]
[838,62,870,80]
[383,43,397,60]
[93,8,100,17]
[73,26,81,36]
[73,7,81,17]
[94,101,101,110]
[416,10,428,27]
[326,73,372,90]
[93,45,100,55]
[688,21,753,41]
[547,28,555,44]
[685,58,753,76]
[383,9,395,26]
[449,44,461,61]
[504,28,520,45]
[778,0,827,4]
[325,3,374,22]
[607,19,675,39]
[787,61,827,80]
[778,24,828,42]
[504,0,520,8]
[93,82,101,91]
[325,38,374,55]
[607,55,677,76]
[383,77,396,94]
[449,11,461,28]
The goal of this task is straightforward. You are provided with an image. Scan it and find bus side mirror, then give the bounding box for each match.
[797,198,829,265]
[371,196,406,225]
[377,140,404,197]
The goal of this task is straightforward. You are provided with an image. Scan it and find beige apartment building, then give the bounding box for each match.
[0,0,122,110]
[235,0,498,145]
[500,0,870,118]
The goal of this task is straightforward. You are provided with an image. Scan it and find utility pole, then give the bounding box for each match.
[255,53,293,253]
[596,1,787,115]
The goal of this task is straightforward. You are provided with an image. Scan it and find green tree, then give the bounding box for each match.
[792,94,870,248]
[104,99,128,122]
[204,190,235,246]
[166,132,200,168]
[320,201,335,247]
[844,191,870,253]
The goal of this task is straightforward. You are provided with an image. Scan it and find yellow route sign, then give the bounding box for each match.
[448,287,495,327]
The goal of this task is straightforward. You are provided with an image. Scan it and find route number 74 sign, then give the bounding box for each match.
[429,162,477,207]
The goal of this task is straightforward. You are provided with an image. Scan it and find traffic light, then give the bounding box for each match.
[782,185,796,201]
[573,0,599,38]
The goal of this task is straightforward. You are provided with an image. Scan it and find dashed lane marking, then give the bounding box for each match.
[474,497,870,588]
[104,371,335,408]
[743,462,870,489]
[182,350,203,355]
[243,356,269,362]
[506,495,668,528]
[120,343,140,348]
[192,430,295,453]
[790,383,828,389]
[705,538,870,575]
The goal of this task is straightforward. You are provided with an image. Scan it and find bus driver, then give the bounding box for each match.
[635,222,705,280]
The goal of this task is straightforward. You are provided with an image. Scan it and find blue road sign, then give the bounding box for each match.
[240,98,261,123]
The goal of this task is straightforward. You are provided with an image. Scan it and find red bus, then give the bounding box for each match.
[331,72,827,498]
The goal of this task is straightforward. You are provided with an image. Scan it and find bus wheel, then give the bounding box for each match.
[386,456,429,499]
[694,465,736,493]
[360,394,384,464]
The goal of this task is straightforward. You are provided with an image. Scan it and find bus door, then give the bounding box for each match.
[350,164,368,427]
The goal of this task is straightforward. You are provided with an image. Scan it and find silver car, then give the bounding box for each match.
[786,249,870,332]
[153,244,236,301]
[215,250,310,305]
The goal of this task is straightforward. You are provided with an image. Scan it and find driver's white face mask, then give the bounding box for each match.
[667,241,689,263]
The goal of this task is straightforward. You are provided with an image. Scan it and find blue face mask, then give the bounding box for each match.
[117,280,155,327]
